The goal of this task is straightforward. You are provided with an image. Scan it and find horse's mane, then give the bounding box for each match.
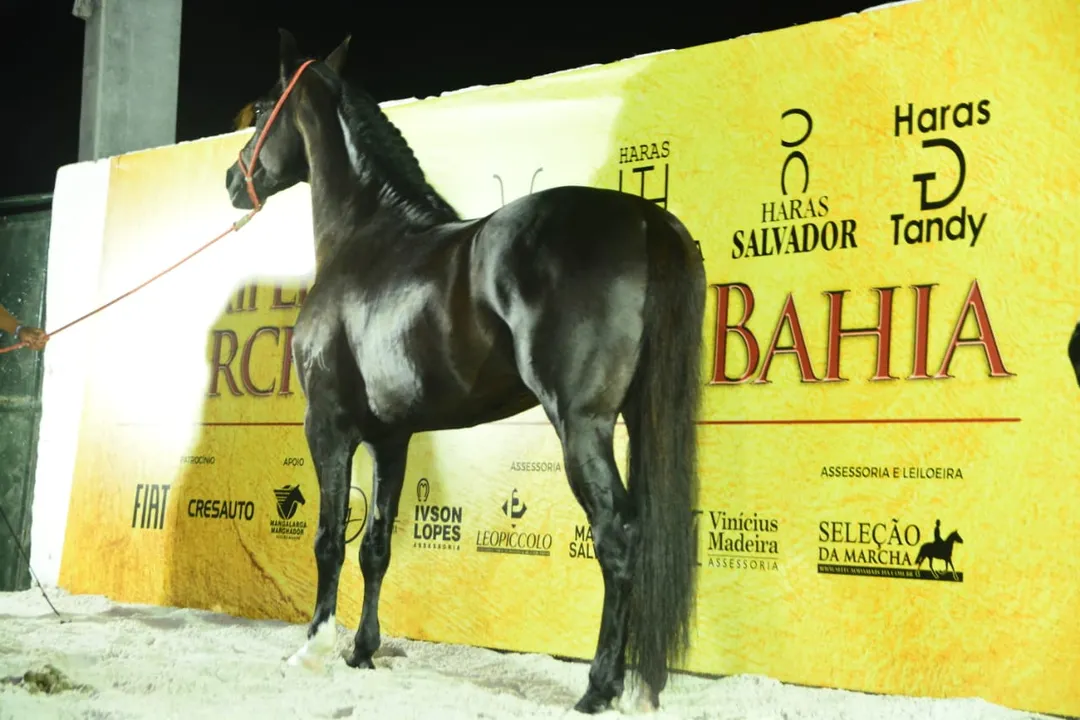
[334,74,460,222]
[231,67,459,224]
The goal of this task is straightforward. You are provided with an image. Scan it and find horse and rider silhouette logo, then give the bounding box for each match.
[273,484,306,520]
[915,519,964,581]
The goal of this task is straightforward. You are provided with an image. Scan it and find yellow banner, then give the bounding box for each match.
[58,0,1079,716]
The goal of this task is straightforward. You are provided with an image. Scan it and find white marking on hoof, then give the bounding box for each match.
[286,615,338,671]
[630,683,659,714]
[635,694,658,714]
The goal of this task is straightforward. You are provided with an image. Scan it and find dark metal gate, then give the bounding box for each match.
[0,193,51,592]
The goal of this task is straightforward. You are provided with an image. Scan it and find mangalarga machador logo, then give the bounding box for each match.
[818,517,964,582]
[270,484,307,540]
[274,484,305,519]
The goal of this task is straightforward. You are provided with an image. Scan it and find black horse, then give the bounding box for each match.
[224,31,706,713]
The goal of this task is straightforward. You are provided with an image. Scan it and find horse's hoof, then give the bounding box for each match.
[286,646,328,672]
[573,688,614,714]
[344,651,376,670]
[634,691,660,713]
[286,616,339,672]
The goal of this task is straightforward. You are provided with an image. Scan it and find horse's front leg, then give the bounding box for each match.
[287,399,360,670]
[346,434,410,669]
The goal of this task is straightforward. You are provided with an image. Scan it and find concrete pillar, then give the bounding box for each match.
[73,0,183,162]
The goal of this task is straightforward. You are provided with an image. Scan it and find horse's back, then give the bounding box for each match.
[470,185,688,409]
[481,184,678,253]
[473,184,693,310]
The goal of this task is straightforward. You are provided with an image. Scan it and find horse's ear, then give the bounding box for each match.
[278,28,301,81]
[324,34,351,75]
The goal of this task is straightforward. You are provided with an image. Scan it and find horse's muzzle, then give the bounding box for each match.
[225,164,255,210]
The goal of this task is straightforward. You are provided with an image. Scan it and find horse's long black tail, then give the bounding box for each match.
[623,208,706,698]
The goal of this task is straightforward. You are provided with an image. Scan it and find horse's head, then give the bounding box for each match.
[225,29,351,210]
[946,530,964,544]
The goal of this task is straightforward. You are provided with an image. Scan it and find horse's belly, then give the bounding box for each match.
[348,269,526,429]
[359,344,530,430]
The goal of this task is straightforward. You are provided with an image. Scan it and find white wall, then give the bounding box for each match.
[30,158,112,585]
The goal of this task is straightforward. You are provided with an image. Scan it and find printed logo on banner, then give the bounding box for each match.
[493,167,545,207]
[131,483,171,531]
[476,488,553,557]
[270,484,307,540]
[502,488,528,525]
[343,485,369,545]
[890,99,991,248]
[710,277,1016,384]
[412,477,463,551]
[180,453,257,522]
[207,283,306,400]
[416,477,430,504]
[568,524,596,560]
[617,141,670,208]
[708,97,1016,387]
[817,518,964,582]
[730,108,857,261]
[186,497,256,521]
[694,510,781,571]
[615,138,702,257]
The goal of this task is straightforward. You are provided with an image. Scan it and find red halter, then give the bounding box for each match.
[235,58,317,210]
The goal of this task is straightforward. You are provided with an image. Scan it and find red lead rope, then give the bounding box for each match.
[0,59,318,356]
[0,209,259,355]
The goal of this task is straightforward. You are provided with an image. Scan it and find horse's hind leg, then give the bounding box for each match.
[556,413,635,713]
[514,342,639,711]
[346,435,409,669]
[287,399,360,670]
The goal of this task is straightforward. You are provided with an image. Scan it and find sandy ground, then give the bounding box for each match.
[0,586,1054,720]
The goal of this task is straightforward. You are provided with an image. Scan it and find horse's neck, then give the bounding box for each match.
[302,107,438,268]
[300,113,389,267]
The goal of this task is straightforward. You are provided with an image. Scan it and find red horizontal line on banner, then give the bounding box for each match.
[493,418,1022,426]
[697,417,1022,426]
[129,417,1023,428]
